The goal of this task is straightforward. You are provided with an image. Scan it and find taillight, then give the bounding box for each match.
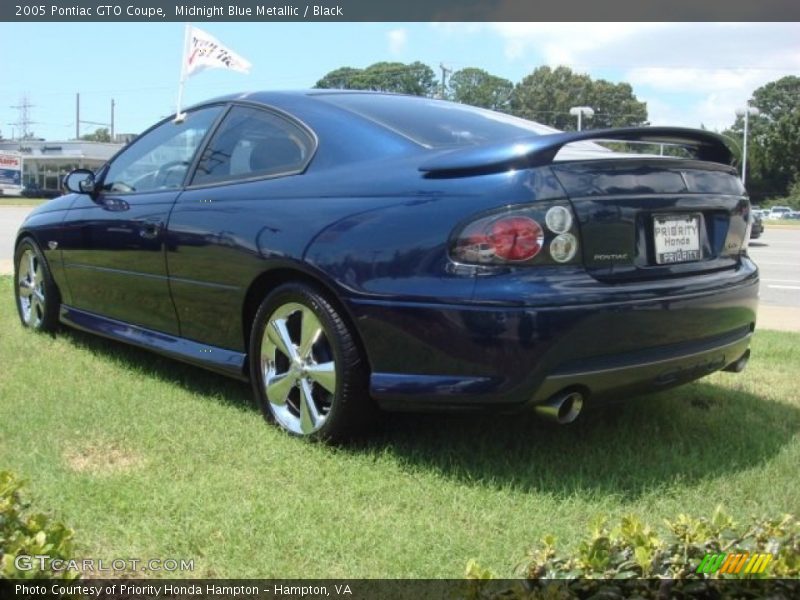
[451,201,580,266]
[488,216,544,261]
[456,216,543,264]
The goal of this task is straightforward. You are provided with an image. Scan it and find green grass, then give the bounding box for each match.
[767,220,800,228]
[0,197,47,207]
[1,274,798,578]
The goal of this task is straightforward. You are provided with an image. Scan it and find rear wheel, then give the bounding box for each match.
[249,282,374,441]
[14,237,60,332]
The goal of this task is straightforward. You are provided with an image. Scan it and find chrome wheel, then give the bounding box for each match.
[261,302,337,435]
[17,249,46,328]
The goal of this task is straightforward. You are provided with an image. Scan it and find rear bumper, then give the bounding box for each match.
[526,325,751,405]
[347,265,758,411]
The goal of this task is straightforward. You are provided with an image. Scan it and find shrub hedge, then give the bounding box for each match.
[0,471,77,580]
[465,508,799,599]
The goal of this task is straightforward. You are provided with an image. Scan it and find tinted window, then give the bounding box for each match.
[100,107,222,194]
[315,93,559,148]
[192,106,314,185]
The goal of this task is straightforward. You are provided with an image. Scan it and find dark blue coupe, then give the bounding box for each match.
[14,91,758,440]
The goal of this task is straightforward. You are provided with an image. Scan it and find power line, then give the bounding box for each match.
[9,95,36,139]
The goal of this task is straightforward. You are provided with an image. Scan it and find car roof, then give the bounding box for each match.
[186,91,657,163]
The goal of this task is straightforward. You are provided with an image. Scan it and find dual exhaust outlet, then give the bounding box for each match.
[535,390,585,425]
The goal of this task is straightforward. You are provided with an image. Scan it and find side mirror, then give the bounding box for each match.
[64,169,96,194]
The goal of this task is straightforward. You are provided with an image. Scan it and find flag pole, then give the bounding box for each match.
[175,22,190,122]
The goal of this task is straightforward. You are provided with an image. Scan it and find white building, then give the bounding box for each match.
[0,140,122,195]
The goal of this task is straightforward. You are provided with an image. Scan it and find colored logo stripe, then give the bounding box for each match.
[696,552,772,575]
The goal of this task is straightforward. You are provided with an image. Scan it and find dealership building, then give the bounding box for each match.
[0,140,122,195]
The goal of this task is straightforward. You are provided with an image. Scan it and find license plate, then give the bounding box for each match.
[653,214,701,264]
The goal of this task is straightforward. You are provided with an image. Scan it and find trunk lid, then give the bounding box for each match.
[551,158,749,282]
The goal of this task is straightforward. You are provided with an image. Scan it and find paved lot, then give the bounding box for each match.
[1,206,798,330]
[0,206,33,275]
[748,226,800,307]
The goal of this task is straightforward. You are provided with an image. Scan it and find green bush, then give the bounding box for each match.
[465,508,800,599]
[0,471,78,580]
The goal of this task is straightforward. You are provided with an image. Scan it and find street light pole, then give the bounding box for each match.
[735,105,760,186]
[569,106,594,131]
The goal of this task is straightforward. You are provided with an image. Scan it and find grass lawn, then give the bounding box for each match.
[0,197,48,207]
[767,220,800,229]
[0,274,798,578]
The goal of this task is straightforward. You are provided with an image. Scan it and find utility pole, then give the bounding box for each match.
[76,93,80,139]
[439,63,452,100]
[110,98,115,141]
[10,95,35,139]
[735,105,760,186]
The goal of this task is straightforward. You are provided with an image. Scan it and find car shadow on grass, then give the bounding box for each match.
[60,326,800,500]
[360,382,800,500]
[61,327,254,412]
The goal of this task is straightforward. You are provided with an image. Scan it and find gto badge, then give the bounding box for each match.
[47,241,58,250]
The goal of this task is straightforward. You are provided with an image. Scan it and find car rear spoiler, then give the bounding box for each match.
[418,127,734,176]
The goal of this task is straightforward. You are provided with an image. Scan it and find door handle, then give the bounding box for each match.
[139,221,162,240]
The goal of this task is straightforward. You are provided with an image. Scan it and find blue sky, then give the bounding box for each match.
[1,22,798,140]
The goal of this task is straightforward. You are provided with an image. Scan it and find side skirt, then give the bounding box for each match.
[59,305,249,381]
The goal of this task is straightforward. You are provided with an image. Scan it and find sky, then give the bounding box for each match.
[0,22,798,141]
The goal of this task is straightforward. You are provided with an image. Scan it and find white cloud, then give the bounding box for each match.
[433,22,800,130]
[488,23,668,64]
[387,28,408,56]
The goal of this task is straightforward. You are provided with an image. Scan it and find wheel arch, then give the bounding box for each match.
[14,228,39,253]
[241,265,372,374]
[14,230,64,301]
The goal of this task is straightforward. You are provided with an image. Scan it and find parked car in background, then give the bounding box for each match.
[750,211,764,239]
[768,206,792,219]
[21,183,61,199]
[12,91,758,440]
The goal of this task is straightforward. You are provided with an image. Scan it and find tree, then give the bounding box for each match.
[782,176,800,210]
[314,67,363,90]
[80,128,111,143]
[509,65,647,130]
[726,76,800,202]
[448,68,513,111]
[589,79,648,129]
[314,61,437,96]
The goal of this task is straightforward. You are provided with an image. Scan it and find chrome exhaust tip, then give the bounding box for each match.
[723,349,751,373]
[535,390,585,425]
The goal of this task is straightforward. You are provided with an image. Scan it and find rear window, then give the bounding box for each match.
[314,93,558,148]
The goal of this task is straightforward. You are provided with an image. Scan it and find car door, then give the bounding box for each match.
[166,104,316,349]
[60,106,224,334]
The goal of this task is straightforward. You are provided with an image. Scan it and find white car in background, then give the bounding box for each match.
[768,206,792,219]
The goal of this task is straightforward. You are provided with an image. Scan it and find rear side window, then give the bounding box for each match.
[192,106,314,185]
[315,93,557,148]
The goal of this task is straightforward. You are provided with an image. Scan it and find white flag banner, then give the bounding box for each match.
[185,26,252,77]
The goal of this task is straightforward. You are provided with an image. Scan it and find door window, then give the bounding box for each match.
[100,106,223,194]
[192,106,314,186]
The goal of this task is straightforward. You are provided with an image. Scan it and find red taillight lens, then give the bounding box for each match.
[488,216,544,261]
[451,203,579,266]
[454,215,544,264]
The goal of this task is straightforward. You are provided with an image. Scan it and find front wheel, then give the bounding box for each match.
[14,237,60,332]
[249,283,375,441]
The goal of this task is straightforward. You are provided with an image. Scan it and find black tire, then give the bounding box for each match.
[13,237,60,333]
[249,282,375,442]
